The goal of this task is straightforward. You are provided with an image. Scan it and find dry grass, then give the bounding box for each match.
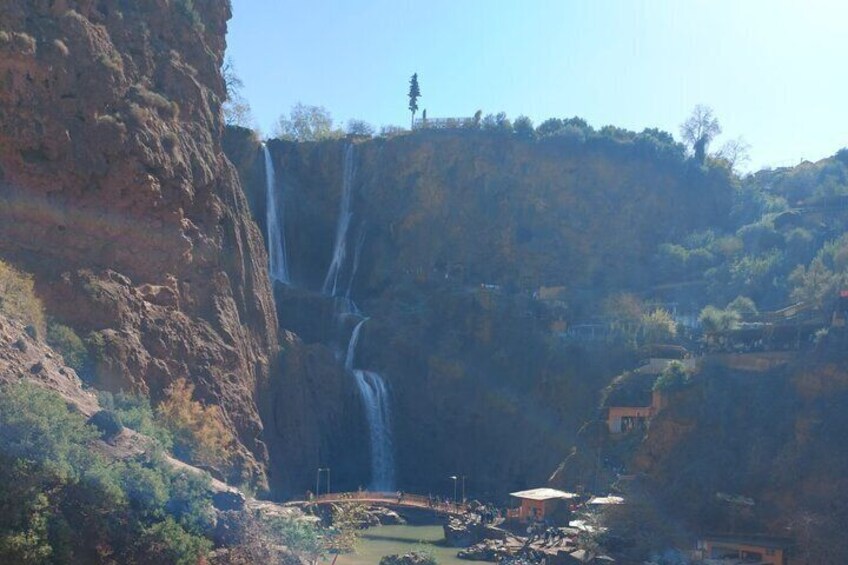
[0,259,45,336]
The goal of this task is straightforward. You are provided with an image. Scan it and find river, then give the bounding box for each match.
[322,524,468,565]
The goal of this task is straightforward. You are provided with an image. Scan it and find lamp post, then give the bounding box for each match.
[461,475,466,503]
[317,467,331,496]
[450,475,458,505]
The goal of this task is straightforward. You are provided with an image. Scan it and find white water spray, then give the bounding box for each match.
[323,144,356,296]
[345,319,396,491]
[263,143,289,284]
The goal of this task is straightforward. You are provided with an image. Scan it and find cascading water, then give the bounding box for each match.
[346,229,366,300]
[345,319,396,491]
[323,143,356,297]
[263,143,289,284]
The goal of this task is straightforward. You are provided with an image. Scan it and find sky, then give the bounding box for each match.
[226,0,847,171]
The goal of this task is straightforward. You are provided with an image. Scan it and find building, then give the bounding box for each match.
[694,535,792,565]
[606,390,667,434]
[508,488,579,522]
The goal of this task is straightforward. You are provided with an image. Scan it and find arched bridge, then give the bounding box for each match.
[285,491,471,516]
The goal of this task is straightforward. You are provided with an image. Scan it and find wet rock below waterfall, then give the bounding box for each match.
[366,505,407,526]
[379,551,437,565]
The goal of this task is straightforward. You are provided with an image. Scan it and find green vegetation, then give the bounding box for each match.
[408,72,421,127]
[0,259,45,336]
[653,361,692,392]
[0,382,213,564]
[602,293,677,349]
[275,103,345,142]
[46,322,88,373]
[325,502,370,557]
[698,305,741,334]
[99,390,175,450]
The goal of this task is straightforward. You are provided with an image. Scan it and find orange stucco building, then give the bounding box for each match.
[695,535,792,565]
[509,488,579,522]
[606,390,667,434]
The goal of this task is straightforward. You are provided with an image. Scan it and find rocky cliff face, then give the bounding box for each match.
[227,129,733,497]
[0,1,277,486]
[629,342,848,562]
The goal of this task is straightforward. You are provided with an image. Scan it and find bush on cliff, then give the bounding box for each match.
[0,259,45,337]
[46,321,89,374]
[653,361,692,392]
[157,378,237,468]
[99,390,175,451]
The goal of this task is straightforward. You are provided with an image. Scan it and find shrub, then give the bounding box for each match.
[726,295,758,316]
[347,119,374,137]
[653,361,692,392]
[157,378,236,468]
[0,260,45,336]
[264,515,323,560]
[88,410,124,440]
[99,391,174,450]
[640,308,677,343]
[698,305,741,334]
[136,518,211,565]
[47,322,89,373]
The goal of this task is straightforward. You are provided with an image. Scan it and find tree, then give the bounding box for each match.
[274,103,343,141]
[346,119,374,137]
[716,136,751,171]
[513,115,535,140]
[698,305,741,334]
[221,57,254,128]
[324,503,369,564]
[408,73,421,128]
[680,104,721,163]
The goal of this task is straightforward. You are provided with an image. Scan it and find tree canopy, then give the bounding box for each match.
[680,105,721,163]
[408,73,421,127]
[274,103,344,142]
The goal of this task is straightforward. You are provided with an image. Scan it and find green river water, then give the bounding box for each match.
[320,524,468,565]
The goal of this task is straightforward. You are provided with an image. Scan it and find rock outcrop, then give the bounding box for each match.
[0,1,277,486]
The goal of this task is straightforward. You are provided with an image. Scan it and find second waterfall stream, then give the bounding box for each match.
[345,318,396,492]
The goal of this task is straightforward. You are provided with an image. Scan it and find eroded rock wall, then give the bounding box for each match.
[0,1,277,486]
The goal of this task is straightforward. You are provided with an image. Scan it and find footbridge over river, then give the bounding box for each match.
[284,491,472,517]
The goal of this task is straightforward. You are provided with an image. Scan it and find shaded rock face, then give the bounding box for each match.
[628,340,848,562]
[0,2,277,485]
[227,130,730,497]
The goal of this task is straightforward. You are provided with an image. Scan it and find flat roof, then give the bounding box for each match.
[587,495,625,505]
[509,488,579,501]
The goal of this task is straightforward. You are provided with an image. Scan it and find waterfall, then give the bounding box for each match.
[263,143,289,284]
[346,229,366,300]
[323,143,356,296]
[345,319,396,491]
[353,369,396,491]
[345,318,368,371]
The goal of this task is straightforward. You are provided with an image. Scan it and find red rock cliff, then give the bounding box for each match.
[0,0,277,486]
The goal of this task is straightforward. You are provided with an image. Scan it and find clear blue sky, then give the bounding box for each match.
[226,0,847,171]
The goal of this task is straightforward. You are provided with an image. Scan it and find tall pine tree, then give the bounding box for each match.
[408,73,421,128]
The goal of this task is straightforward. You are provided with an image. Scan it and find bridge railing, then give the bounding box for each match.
[306,491,469,513]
